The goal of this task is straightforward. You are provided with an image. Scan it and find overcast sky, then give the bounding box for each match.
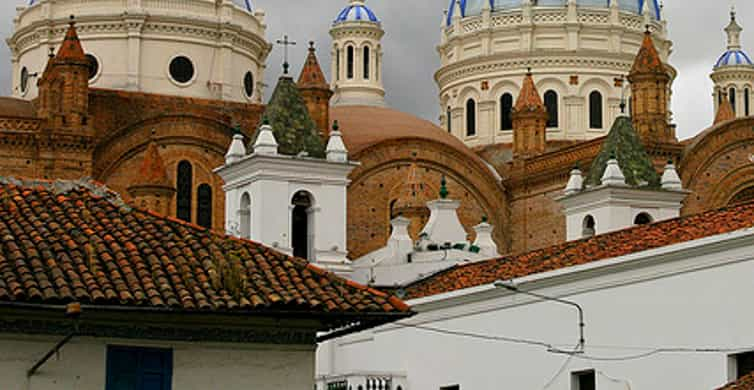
[0,0,750,140]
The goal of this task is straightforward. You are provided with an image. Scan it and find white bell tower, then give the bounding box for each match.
[330,0,386,107]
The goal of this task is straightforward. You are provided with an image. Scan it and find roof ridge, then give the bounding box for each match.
[0,176,128,209]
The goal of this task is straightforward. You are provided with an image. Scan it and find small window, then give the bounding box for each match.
[169,55,195,84]
[243,71,254,98]
[730,87,737,114]
[734,351,754,379]
[106,346,172,390]
[582,215,596,238]
[745,88,750,116]
[466,99,476,137]
[634,212,653,225]
[20,66,29,94]
[363,46,370,80]
[197,184,212,229]
[346,46,354,79]
[500,93,513,131]
[544,90,559,128]
[176,161,192,223]
[446,106,452,133]
[572,370,595,390]
[85,54,99,81]
[440,386,460,390]
[589,91,603,129]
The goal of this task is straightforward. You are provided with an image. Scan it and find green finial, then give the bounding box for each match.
[439,175,449,199]
[332,120,340,132]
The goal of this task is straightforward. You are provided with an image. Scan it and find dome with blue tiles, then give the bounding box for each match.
[446,0,660,25]
[334,0,380,25]
[715,50,754,68]
[232,0,253,12]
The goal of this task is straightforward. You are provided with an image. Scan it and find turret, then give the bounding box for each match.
[512,71,548,159]
[298,42,334,138]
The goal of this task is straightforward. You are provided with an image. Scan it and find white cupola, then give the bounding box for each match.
[557,116,688,241]
[216,76,358,274]
[330,0,386,107]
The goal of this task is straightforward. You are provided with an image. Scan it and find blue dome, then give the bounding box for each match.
[232,0,253,12]
[715,49,754,68]
[446,0,660,26]
[334,1,380,24]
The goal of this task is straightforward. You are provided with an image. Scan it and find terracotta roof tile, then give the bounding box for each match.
[0,178,410,316]
[56,20,86,62]
[405,200,754,299]
[717,372,754,390]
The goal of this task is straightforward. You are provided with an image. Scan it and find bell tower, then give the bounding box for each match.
[330,0,386,107]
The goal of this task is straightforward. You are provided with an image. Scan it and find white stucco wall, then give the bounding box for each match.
[318,230,754,390]
[1,335,314,390]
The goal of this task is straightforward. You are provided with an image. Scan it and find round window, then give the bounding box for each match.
[85,54,99,81]
[243,71,254,98]
[20,67,29,94]
[169,56,195,84]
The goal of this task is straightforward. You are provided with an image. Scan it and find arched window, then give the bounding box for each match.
[544,90,559,128]
[582,215,596,238]
[346,46,354,79]
[336,47,341,81]
[240,192,251,239]
[446,106,452,133]
[363,46,370,80]
[500,93,513,131]
[292,191,314,260]
[745,88,751,116]
[176,161,192,222]
[634,212,653,225]
[197,184,212,229]
[730,87,737,114]
[589,91,603,129]
[466,99,476,137]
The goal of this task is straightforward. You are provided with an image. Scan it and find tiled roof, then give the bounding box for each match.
[404,200,754,299]
[630,30,666,75]
[717,372,754,390]
[585,115,660,187]
[0,178,410,317]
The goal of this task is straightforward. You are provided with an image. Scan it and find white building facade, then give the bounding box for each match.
[437,0,674,147]
[9,0,271,103]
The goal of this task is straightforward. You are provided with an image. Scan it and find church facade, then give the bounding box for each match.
[1,0,754,274]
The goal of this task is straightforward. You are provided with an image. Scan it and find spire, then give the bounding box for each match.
[56,16,86,62]
[138,136,170,187]
[714,93,736,125]
[259,76,325,158]
[725,4,743,50]
[225,125,247,164]
[298,41,330,90]
[630,29,666,75]
[514,70,546,112]
[661,160,683,191]
[586,116,661,188]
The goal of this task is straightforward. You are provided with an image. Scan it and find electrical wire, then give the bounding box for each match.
[392,322,553,349]
[542,343,581,389]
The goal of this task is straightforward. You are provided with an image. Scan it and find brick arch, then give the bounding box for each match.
[347,138,509,259]
[680,117,754,214]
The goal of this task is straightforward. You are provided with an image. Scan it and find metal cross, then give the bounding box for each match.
[276,35,297,75]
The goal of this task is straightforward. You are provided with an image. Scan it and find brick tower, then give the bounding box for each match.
[512,71,548,159]
[127,137,175,216]
[628,28,675,143]
[35,16,95,179]
[298,42,333,138]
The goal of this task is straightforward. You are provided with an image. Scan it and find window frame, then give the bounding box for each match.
[166,54,196,87]
[465,98,477,137]
[745,87,750,116]
[589,90,604,130]
[730,87,737,114]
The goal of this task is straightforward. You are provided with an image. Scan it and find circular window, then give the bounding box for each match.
[169,56,195,84]
[85,54,99,81]
[20,67,29,94]
[243,71,254,98]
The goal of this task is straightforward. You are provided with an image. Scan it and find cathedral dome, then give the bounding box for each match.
[715,49,754,68]
[446,0,661,25]
[334,0,380,24]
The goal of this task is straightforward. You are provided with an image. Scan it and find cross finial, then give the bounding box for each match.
[618,74,627,114]
[276,35,297,75]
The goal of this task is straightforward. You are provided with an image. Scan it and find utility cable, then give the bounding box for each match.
[392,322,553,349]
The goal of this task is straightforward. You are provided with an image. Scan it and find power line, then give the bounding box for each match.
[392,322,553,349]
